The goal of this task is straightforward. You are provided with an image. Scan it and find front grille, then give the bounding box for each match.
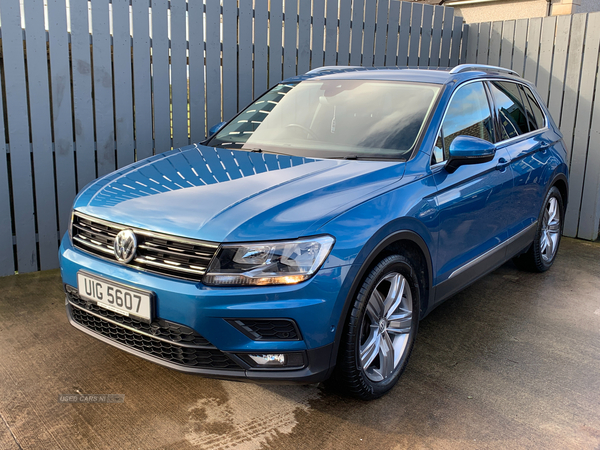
[72,212,219,281]
[68,295,241,370]
[229,319,302,341]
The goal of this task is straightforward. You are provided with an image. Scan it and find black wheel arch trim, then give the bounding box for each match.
[549,171,569,210]
[327,228,434,375]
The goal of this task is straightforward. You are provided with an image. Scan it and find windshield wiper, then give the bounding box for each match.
[246,148,300,157]
[212,142,243,149]
[213,145,292,156]
[331,154,406,161]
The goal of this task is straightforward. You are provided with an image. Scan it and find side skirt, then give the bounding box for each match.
[433,222,538,305]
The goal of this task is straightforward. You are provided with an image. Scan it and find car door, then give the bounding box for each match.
[487,81,556,249]
[431,81,514,302]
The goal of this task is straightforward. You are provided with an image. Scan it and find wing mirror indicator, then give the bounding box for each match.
[445,135,496,173]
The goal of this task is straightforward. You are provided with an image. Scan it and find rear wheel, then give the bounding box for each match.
[333,255,419,400]
[513,186,564,272]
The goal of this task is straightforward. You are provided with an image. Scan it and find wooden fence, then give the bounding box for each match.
[0,0,465,275]
[463,12,600,241]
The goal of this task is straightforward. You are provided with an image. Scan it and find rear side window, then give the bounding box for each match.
[489,81,529,140]
[520,85,546,131]
[432,82,494,165]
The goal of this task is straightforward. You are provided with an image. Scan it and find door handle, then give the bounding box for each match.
[496,157,510,170]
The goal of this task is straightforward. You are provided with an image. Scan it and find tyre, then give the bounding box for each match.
[513,186,564,272]
[333,254,419,400]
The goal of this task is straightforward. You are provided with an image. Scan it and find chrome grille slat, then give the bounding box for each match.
[137,244,213,263]
[194,251,215,258]
[134,257,207,275]
[73,236,114,254]
[73,225,115,241]
[72,212,218,281]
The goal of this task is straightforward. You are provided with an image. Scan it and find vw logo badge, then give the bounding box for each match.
[114,229,137,264]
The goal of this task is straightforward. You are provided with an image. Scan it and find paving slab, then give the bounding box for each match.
[0,238,598,449]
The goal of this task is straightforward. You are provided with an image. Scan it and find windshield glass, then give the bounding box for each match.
[207,80,440,159]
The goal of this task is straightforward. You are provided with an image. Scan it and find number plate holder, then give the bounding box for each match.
[76,271,155,324]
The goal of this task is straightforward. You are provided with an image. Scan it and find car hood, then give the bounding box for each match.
[74,144,405,242]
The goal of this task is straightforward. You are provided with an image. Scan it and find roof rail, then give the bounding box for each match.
[449,64,520,77]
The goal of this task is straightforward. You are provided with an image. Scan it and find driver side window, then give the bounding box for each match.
[431,82,494,165]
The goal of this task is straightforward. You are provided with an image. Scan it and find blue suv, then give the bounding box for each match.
[60,65,568,399]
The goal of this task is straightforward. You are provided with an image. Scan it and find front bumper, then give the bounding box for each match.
[60,235,350,383]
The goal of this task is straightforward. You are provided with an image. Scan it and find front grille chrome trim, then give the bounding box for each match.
[73,235,115,255]
[133,229,219,249]
[72,211,219,281]
[137,243,213,262]
[74,211,219,248]
[133,257,207,275]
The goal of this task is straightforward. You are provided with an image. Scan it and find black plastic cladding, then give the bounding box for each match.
[68,294,241,370]
[229,318,302,341]
[69,294,211,346]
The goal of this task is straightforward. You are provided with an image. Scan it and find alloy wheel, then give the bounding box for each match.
[541,196,560,263]
[359,272,413,382]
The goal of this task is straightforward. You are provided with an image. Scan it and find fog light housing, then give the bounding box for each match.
[238,352,305,368]
[250,354,286,366]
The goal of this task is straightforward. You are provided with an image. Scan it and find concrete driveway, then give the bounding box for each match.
[0,238,599,450]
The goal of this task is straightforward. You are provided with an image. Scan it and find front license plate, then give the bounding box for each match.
[77,271,153,323]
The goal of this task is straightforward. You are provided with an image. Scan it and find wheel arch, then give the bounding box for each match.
[551,173,569,211]
[327,227,434,375]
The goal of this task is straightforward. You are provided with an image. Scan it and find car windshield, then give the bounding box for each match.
[207,79,441,159]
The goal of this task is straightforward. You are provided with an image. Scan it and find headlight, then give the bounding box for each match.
[203,235,335,286]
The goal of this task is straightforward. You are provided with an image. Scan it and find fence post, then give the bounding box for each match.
[48,0,77,237]
[0,69,14,276]
[24,0,59,270]
[0,0,37,273]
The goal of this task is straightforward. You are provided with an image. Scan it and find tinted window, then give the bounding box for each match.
[432,82,494,165]
[489,81,529,140]
[521,85,545,130]
[208,80,440,159]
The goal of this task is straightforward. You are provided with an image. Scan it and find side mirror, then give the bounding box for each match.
[208,121,227,138]
[445,135,496,173]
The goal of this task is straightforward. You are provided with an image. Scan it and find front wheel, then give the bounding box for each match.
[513,186,564,272]
[334,255,420,400]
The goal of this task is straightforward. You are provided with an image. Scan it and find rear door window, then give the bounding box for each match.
[488,81,529,140]
[520,85,546,131]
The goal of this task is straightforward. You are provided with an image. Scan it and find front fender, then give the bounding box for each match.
[317,171,439,371]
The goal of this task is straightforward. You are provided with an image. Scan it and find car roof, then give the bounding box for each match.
[281,65,523,86]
